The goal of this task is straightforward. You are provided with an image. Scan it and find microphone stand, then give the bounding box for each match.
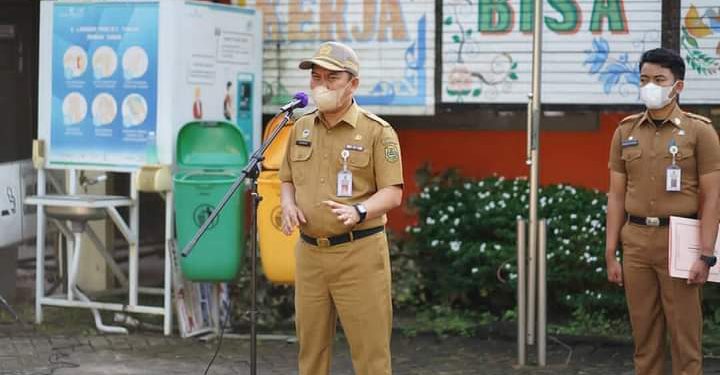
[181,109,296,375]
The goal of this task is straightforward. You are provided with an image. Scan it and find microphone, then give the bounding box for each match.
[280,92,309,112]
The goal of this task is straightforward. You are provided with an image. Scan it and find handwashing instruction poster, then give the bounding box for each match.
[177,1,261,154]
[50,2,158,167]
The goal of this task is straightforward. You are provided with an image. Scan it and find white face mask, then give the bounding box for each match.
[311,82,350,113]
[640,82,677,110]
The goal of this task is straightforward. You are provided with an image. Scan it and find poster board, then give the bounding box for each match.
[38,0,263,171]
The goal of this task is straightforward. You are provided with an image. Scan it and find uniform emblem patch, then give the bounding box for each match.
[384,144,399,163]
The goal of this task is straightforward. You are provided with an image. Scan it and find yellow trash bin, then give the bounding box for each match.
[258,170,298,284]
[258,113,298,284]
[261,113,294,170]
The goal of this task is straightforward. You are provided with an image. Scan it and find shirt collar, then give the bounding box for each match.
[637,103,686,130]
[315,100,359,129]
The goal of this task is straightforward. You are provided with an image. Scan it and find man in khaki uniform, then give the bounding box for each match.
[606,48,720,374]
[279,41,403,375]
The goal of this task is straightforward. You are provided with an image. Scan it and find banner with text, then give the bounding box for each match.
[442,0,662,104]
[249,0,435,115]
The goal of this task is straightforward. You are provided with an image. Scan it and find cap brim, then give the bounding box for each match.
[299,58,345,72]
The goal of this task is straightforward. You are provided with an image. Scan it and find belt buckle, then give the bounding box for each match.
[317,238,331,247]
[645,217,660,227]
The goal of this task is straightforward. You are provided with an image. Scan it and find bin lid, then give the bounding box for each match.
[262,113,294,170]
[176,121,248,169]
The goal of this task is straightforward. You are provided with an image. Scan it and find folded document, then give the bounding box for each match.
[669,216,720,283]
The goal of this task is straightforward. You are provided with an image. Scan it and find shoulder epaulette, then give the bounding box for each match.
[619,113,643,126]
[358,107,390,127]
[684,112,712,124]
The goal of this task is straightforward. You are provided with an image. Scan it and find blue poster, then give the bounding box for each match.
[50,2,158,168]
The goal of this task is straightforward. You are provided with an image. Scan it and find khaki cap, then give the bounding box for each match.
[299,41,360,76]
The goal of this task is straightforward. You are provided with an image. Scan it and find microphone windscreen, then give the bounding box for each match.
[293,92,309,108]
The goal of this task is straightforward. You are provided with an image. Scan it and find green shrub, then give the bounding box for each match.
[403,166,627,319]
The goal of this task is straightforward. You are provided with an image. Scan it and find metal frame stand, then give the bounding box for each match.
[27,168,174,335]
[181,109,295,375]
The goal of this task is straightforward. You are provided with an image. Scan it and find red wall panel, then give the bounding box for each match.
[387,112,628,233]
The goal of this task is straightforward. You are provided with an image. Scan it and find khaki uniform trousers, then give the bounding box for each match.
[621,222,703,375]
[294,231,393,375]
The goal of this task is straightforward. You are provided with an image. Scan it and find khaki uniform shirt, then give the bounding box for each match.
[608,104,720,218]
[279,102,404,238]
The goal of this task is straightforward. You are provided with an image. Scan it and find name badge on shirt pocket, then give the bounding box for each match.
[344,144,364,152]
[296,140,312,147]
[622,139,639,148]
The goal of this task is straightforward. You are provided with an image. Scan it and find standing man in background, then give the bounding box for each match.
[279,41,404,375]
[605,48,720,374]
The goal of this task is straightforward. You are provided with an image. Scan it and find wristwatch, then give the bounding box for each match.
[700,254,717,267]
[353,204,368,224]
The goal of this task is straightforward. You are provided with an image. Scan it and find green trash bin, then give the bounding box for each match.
[174,121,248,281]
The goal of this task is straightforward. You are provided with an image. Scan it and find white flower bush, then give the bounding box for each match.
[404,167,627,318]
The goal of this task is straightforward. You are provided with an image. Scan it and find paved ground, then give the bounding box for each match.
[1,318,643,375]
[6,303,720,374]
[6,303,720,375]
[3,261,720,374]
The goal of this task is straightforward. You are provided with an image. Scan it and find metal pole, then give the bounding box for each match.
[35,168,46,324]
[129,172,139,307]
[250,172,261,375]
[527,0,544,348]
[538,219,547,366]
[516,220,527,366]
[527,220,536,346]
[68,169,78,194]
[67,170,77,302]
[67,232,82,301]
[526,94,533,166]
[530,0,543,136]
[163,191,174,336]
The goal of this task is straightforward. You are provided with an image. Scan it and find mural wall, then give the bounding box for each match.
[248,0,436,115]
[680,0,720,104]
[441,0,662,104]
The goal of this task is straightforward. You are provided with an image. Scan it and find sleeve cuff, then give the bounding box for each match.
[377,179,404,190]
[608,162,625,174]
[699,163,720,176]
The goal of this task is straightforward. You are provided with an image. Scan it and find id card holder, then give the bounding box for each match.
[337,150,353,197]
[666,165,681,192]
[337,170,353,197]
[666,143,681,192]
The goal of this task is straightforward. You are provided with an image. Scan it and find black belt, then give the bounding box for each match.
[628,214,697,227]
[301,226,385,247]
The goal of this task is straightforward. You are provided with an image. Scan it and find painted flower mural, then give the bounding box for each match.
[443,6,518,103]
[447,65,475,97]
[682,4,720,76]
[583,38,640,95]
